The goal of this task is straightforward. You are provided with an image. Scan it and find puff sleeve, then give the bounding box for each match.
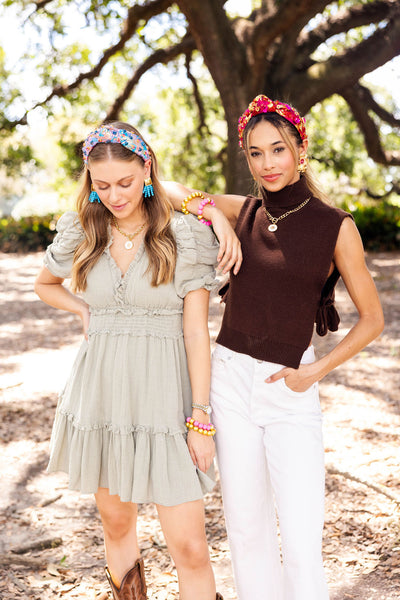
[172,213,219,298]
[44,211,85,279]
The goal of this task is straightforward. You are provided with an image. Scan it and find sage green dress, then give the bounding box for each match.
[44,210,219,506]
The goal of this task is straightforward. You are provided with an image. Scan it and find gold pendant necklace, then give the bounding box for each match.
[112,216,145,250]
[263,197,311,232]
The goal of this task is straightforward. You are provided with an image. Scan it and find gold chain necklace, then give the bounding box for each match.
[112,216,145,250]
[263,197,311,232]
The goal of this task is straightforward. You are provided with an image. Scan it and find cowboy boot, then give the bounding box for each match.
[105,557,147,600]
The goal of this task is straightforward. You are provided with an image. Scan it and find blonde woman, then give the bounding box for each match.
[163,95,384,600]
[35,122,225,600]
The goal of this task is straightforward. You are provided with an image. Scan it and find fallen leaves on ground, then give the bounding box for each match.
[0,251,399,599]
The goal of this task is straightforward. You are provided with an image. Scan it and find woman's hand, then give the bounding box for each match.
[161,181,243,275]
[209,208,242,275]
[187,430,215,473]
[265,362,319,393]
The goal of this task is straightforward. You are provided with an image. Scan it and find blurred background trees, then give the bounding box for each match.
[0,0,399,248]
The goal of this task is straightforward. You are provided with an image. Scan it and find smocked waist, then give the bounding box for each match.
[88,307,183,338]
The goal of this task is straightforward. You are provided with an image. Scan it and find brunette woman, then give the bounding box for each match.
[163,95,384,600]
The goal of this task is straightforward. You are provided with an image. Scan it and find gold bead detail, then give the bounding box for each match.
[181,191,204,215]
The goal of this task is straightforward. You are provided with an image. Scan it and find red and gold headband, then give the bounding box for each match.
[238,95,307,148]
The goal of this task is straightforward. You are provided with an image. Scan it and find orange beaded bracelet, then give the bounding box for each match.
[181,191,204,214]
[185,417,216,436]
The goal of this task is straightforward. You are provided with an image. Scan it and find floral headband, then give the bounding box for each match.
[82,125,151,164]
[238,95,307,148]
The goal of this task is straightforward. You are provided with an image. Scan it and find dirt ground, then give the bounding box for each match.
[0,250,399,600]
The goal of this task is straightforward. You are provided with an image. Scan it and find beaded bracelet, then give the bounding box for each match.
[181,191,204,215]
[197,197,216,226]
[185,417,216,436]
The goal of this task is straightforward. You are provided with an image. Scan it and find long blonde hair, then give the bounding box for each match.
[242,113,330,204]
[71,122,176,292]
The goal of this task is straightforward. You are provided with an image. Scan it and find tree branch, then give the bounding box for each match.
[327,465,400,507]
[249,0,331,82]
[286,13,400,113]
[104,37,196,121]
[296,0,398,69]
[46,0,173,97]
[184,52,208,133]
[32,0,54,10]
[1,0,173,130]
[177,0,248,112]
[342,83,400,166]
[270,0,334,85]
[355,84,400,127]
[361,182,400,200]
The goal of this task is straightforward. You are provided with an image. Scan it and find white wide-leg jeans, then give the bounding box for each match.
[210,344,329,600]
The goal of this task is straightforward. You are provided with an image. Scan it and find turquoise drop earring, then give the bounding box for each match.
[89,187,101,203]
[143,177,154,198]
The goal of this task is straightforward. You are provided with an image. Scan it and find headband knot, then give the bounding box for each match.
[238,95,307,148]
[82,125,151,164]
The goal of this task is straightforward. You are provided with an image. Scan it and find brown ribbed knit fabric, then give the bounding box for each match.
[216,177,352,368]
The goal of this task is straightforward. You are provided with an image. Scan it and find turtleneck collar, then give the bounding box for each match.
[261,176,311,209]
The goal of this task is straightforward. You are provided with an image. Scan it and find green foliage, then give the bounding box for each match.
[1,199,398,255]
[2,143,40,176]
[341,200,400,251]
[0,0,399,209]
[310,95,367,177]
[133,69,226,193]
[0,214,59,252]
[58,139,84,178]
[309,95,400,206]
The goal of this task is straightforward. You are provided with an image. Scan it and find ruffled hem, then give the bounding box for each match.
[48,411,215,506]
[55,407,186,434]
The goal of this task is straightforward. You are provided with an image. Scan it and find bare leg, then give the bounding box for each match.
[95,487,140,587]
[157,499,216,600]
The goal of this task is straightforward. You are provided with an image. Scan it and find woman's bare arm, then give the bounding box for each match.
[183,288,215,474]
[35,266,90,338]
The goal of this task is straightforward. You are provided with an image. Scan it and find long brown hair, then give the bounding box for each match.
[242,112,330,204]
[71,122,177,292]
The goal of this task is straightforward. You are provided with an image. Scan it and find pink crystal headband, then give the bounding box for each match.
[238,95,307,148]
[82,125,151,165]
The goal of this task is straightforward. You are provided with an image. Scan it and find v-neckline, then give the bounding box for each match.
[106,233,145,280]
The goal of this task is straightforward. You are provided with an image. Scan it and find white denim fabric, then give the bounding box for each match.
[211,343,329,600]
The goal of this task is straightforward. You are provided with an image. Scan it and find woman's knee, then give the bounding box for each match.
[96,490,137,540]
[172,537,211,571]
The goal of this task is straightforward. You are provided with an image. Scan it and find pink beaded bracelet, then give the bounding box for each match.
[197,197,216,226]
[185,417,216,436]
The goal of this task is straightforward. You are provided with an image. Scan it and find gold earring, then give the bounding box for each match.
[298,154,308,173]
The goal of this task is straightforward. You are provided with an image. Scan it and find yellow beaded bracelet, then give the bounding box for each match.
[185,417,216,436]
[181,191,204,215]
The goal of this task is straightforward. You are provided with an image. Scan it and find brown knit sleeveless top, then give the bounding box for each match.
[216,177,352,368]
